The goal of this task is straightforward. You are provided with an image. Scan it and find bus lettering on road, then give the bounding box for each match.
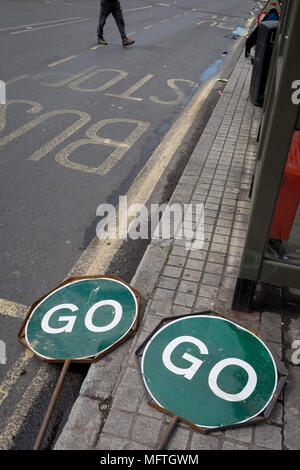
[55,118,150,175]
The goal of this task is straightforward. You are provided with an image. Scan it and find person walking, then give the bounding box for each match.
[97,0,135,47]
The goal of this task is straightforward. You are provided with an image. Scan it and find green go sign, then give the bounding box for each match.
[141,315,277,429]
[20,276,139,361]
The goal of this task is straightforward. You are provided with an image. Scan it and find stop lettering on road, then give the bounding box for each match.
[136,313,287,437]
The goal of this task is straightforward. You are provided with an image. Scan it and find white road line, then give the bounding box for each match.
[10,17,90,35]
[124,6,153,13]
[0,17,82,32]
[48,55,78,67]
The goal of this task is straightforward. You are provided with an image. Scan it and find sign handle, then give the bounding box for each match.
[156,415,179,450]
[34,359,71,450]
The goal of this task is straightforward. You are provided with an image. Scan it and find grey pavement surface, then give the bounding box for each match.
[54,51,300,451]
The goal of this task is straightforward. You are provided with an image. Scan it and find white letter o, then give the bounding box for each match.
[208,358,257,402]
[85,300,122,332]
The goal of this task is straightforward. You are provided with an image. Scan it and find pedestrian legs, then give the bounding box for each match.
[111,2,126,39]
[97,1,110,39]
[97,0,134,46]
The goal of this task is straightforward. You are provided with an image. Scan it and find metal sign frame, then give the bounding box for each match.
[18,274,140,449]
[136,311,287,445]
[18,274,141,363]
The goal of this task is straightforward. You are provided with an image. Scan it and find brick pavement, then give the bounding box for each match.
[54,52,300,451]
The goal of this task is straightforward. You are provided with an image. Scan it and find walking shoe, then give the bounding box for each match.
[98,37,108,45]
[122,37,135,47]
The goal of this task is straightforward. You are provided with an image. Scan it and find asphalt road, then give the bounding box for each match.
[0,0,260,450]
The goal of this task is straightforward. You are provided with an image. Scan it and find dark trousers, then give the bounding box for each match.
[97,0,126,39]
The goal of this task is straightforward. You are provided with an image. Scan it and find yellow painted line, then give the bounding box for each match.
[5,75,29,86]
[48,55,78,67]
[90,44,104,50]
[216,24,234,30]
[68,69,221,278]
[196,20,218,27]
[0,298,28,319]
[0,363,49,450]
[0,349,33,407]
[242,17,255,35]
[0,296,49,450]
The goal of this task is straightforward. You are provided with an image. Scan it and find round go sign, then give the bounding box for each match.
[23,276,139,361]
[141,315,277,428]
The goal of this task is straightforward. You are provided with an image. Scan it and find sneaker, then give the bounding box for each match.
[98,37,108,45]
[122,37,135,47]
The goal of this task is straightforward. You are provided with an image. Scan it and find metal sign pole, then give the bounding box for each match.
[156,415,179,450]
[33,359,71,450]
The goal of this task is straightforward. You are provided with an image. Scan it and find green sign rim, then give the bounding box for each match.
[24,277,139,361]
[141,315,278,429]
